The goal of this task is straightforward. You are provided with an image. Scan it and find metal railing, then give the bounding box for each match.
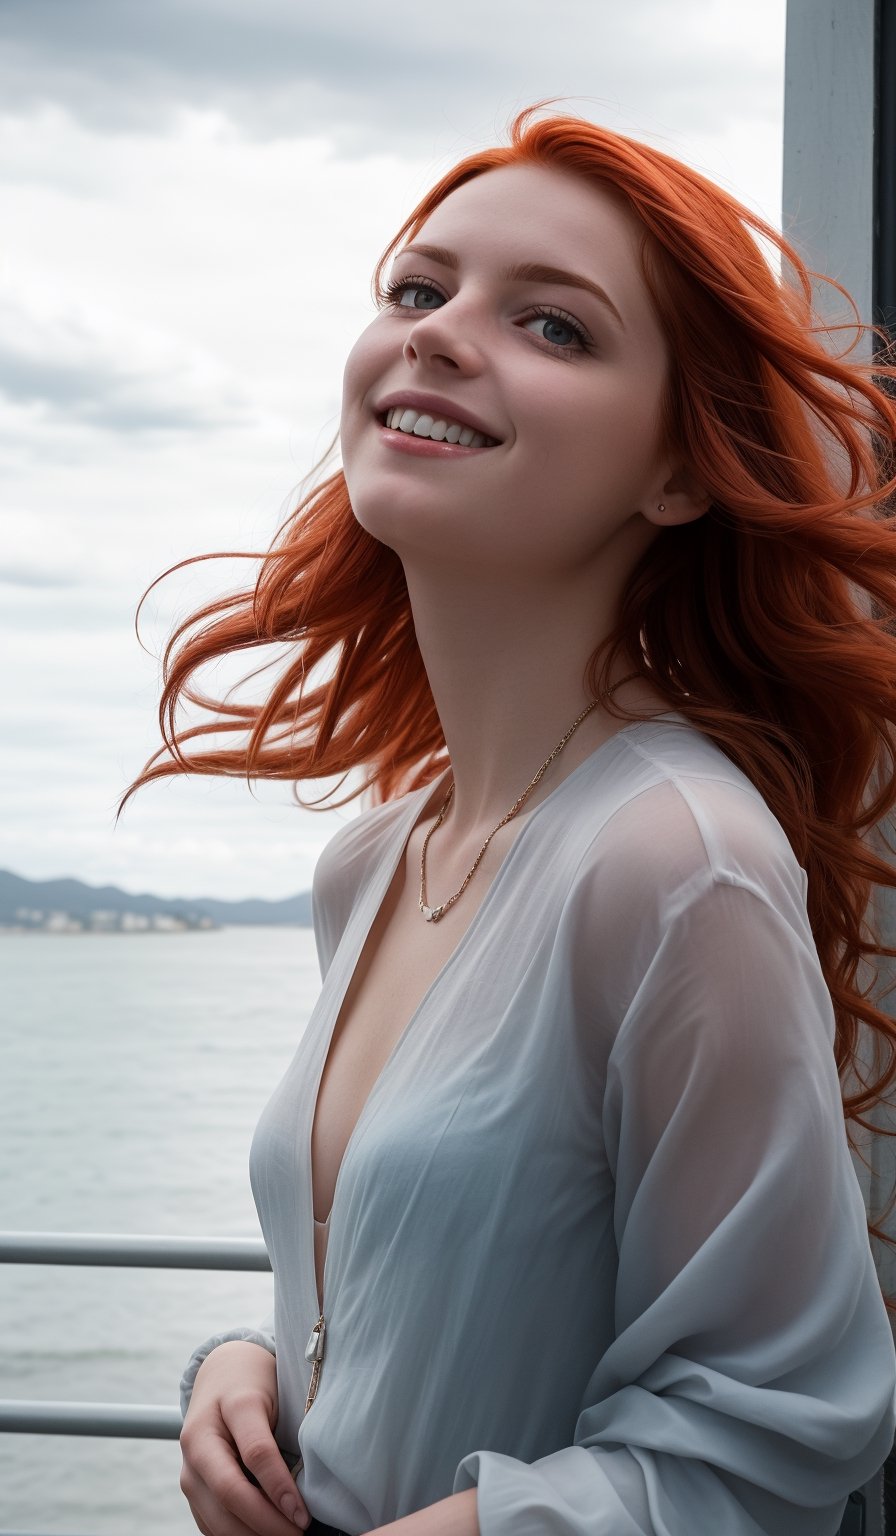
[0,1230,885,1535]
[0,1229,271,1533]
[0,1229,271,1270]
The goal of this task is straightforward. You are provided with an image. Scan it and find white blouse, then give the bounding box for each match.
[181,712,896,1535]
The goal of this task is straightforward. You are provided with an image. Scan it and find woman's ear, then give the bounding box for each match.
[642,470,712,529]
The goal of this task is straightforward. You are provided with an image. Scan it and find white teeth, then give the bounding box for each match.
[382,404,495,446]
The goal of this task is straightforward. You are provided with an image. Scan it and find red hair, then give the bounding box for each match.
[119,104,896,1303]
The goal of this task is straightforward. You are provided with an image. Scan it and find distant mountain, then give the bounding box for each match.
[0,867,313,929]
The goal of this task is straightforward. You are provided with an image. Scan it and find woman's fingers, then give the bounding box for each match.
[182,1452,263,1536]
[185,1479,278,1536]
[183,1460,306,1536]
[221,1394,310,1528]
[184,1419,308,1536]
[179,1346,311,1535]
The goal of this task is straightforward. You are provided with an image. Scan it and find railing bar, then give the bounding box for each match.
[0,1231,271,1271]
[0,1400,182,1439]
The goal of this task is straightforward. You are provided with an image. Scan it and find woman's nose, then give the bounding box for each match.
[402,303,486,375]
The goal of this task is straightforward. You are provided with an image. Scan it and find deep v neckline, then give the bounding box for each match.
[303,768,478,1309]
[302,713,681,1312]
[302,764,533,1312]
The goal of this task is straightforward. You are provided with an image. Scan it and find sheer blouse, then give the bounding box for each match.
[181,712,896,1535]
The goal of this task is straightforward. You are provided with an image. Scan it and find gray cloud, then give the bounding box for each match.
[0,571,152,640]
[0,343,246,434]
[0,0,782,149]
[0,564,80,589]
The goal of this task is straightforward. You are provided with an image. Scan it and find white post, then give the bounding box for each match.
[783,0,896,1355]
[783,0,876,325]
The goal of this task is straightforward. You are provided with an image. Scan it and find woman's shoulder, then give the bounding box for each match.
[548,720,824,1069]
[309,782,430,976]
[311,777,431,917]
[572,715,809,919]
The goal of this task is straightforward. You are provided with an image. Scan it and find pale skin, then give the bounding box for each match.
[180,160,709,1536]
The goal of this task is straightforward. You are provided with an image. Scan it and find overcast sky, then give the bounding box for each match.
[1,0,788,901]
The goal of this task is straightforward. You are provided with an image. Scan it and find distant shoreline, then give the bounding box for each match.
[0,866,314,932]
[0,921,310,935]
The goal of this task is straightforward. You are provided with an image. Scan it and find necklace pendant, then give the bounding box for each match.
[304,1314,326,1363]
[303,1314,326,1413]
[421,903,443,923]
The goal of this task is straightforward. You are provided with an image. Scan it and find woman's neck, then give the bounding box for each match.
[402,556,668,842]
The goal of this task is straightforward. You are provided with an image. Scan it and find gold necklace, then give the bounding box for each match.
[418,672,642,923]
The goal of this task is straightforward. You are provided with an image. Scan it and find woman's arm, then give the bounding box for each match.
[180,1338,311,1533]
[180,1314,277,1418]
[370,1488,479,1536]
[443,873,896,1535]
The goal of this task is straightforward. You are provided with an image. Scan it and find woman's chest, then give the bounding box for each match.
[249,804,616,1322]
[309,823,506,1226]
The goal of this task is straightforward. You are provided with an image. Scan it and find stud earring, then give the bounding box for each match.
[657,503,666,512]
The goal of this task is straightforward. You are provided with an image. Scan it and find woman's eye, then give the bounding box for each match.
[382,277,445,312]
[522,309,591,354]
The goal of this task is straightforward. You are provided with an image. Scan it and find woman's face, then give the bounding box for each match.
[340,161,677,579]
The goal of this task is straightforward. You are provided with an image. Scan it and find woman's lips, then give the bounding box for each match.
[375,394,501,444]
[376,420,497,458]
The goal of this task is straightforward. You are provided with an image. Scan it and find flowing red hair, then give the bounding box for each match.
[119,104,896,1305]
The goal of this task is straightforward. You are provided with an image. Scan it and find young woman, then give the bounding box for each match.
[122,105,896,1536]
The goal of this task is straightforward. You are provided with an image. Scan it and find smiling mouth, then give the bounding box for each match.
[378,406,499,448]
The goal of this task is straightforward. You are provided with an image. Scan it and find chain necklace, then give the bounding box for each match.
[418,671,642,923]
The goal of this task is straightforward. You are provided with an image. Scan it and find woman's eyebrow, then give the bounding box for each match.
[398,242,626,331]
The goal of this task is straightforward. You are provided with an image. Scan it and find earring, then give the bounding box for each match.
[657,503,666,513]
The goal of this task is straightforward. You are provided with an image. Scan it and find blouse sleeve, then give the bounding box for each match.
[179,1311,276,1419]
[454,870,896,1535]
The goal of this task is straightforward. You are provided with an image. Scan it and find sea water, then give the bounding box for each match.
[0,926,319,1534]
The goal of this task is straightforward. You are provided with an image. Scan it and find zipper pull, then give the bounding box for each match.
[303,1313,326,1412]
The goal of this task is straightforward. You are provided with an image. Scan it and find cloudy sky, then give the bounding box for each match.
[1,0,788,902]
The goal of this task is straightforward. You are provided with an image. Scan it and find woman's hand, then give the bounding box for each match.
[180,1340,310,1534]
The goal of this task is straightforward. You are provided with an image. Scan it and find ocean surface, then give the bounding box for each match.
[0,927,320,1535]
